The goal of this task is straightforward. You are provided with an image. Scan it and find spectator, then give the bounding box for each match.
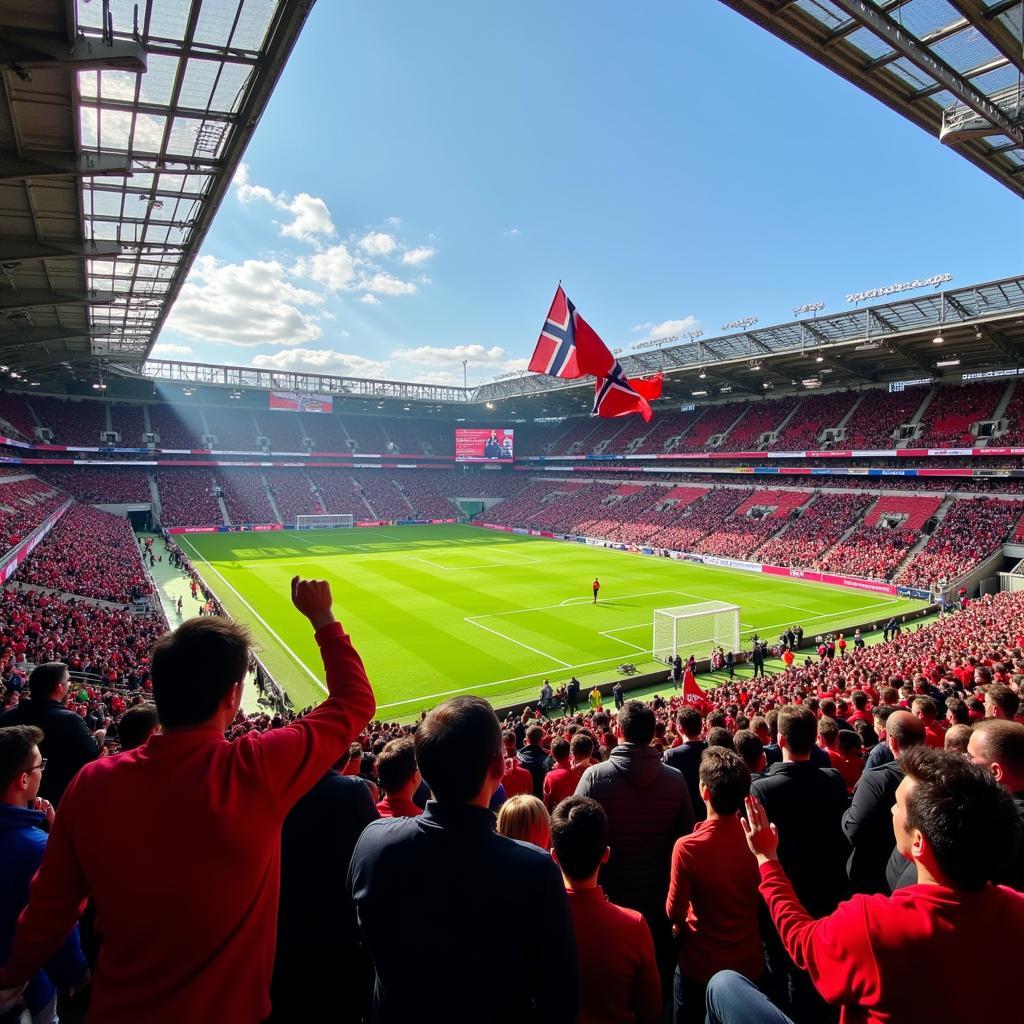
[911,696,945,748]
[967,719,1024,888]
[497,794,551,849]
[375,738,422,818]
[500,730,534,798]
[663,707,707,823]
[944,723,973,754]
[0,726,89,1024]
[114,704,159,752]
[0,576,375,1022]
[272,756,379,1022]
[986,683,1021,720]
[542,736,583,811]
[551,796,661,1024]
[576,700,694,980]
[517,724,549,798]
[348,696,576,1023]
[733,729,766,780]
[842,711,925,894]
[666,748,761,1024]
[0,663,100,805]
[707,748,1024,1024]
[750,704,848,1021]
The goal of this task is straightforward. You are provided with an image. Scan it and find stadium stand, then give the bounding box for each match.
[842,387,928,449]
[755,491,875,568]
[109,402,146,447]
[264,469,319,522]
[338,416,390,453]
[154,470,224,527]
[695,489,812,559]
[308,471,372,517]
[218,471,276,525]
[36,468,152,505]
[768,391,861,450]
[0,478,65,552]
[674,402,747,452]
[916,382,1005,447]
[30,397,107,446]
[298,412,350,451]
[204,406,259,450]
[724,397,798,450]
[147,403,205,449]
[0,391,36,440]
[253,409,306,451]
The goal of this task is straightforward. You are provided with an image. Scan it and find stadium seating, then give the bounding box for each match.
[0,477,65,552]
[0,391,36,440]
[755,491,875,567]
[768,390,860,450]
[253,409,306,451]
[863,494,942,532]
[308,471,371,517]
[694,489,811,559]
[650,487,754,551]
[154,470,224,527]
[915,382,1005,447]
[37,468,152,504]
[724,397,799,450]
[299,412,350,451]
[16,504,152,604]
[218,471,276,525]
[204,406,260,450]
[842,387,928,449]
[264,469,319,523]
[394,473,459,518]
[31,396,108,446]
[147,403,206,449]
[673,402,747,452]
[338,416,390,453]
[109,402,146,447]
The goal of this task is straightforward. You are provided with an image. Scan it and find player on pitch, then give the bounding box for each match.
[592,578,600,604]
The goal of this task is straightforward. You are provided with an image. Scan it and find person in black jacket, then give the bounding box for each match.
[0,663,99,805]
[750,704,848,1023]
[566,677,581,714]
[517,724,549,798]
[576,700,693,984]
[663,706,707,823]
[271,767,379,1021]
[842,711,925,894]
[348,695,576,1023]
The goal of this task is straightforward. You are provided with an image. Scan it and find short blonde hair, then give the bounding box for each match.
[497,794,551,850]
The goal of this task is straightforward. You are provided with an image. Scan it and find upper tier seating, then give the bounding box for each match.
[37,468,151,504]
[915,382,1005,447]
[109,403,145,446]
[31,396,107,445]
[755,491,874,567]
[0,391,36,440]
[148,403,205,449]
[842,388,928,449]
[204,406,259,449]
[768,391,860,450]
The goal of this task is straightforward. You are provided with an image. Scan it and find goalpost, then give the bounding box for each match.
[295,514,355,530]
[652,601,741,663]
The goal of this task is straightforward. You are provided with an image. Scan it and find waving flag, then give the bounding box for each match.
[682,669,713,716]
[529,285,662,419]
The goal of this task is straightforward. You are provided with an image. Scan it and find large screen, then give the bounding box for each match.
[269,390,333,414]
[455,427,515,463]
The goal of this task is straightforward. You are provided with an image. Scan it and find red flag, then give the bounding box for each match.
[592,368,663,421]
[682,669,712,715]
[529,285,620,379]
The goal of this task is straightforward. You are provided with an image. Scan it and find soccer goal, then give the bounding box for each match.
[652,602,741,663]
[295,514,355,530]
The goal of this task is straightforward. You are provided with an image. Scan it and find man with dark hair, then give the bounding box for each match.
[576,699,693,983]
[349,695,576,1021]
[667,749,761,1024]
[750,704,848,1021]
[375,738,421,818]
[843,710,925,894]
[733,729,766,780]
[114,704,159,752]
[551,796,661,1024]
[543,736,582,811]
[968,718,1024,889]
[0,577,375,1023]
[0,726,88,1024]
[985,683,1021,720]
[566,676,581,714]
[911,696,945,748]
[705,727,734,753]
[0,663,99,805]
[664,706,707,823]
[517,723,549,798]
[709,749,1024,1024]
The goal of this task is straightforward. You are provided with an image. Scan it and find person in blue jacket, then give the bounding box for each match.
[0,725,89,1023]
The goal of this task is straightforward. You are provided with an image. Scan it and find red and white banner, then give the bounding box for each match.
[760,563,898,596]
[268,390,333,414]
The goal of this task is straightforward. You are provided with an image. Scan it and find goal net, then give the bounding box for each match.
[652,602,741,663]
[295,514,354,530]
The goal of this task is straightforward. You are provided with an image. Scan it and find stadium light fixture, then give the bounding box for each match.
[932,333,944,344]
[692,389,708,396]
[815,353,824,363]
[698,369,706,379]
[762,381,771,389]
[486,401,494,409]
[935,359,961,367]
[720,385,732,393]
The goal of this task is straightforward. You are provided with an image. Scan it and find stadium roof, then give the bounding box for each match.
[0,0,314,383]
[716,1,1024,199]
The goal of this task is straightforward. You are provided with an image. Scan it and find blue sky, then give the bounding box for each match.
[158,1,1024,386]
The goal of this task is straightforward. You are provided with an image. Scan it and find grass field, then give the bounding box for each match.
[177,525,929,719]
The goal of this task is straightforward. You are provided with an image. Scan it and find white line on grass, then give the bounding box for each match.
[599,630,648,652]
[180,537,328,695]
[410,554,542,571]
[464,616,573,668]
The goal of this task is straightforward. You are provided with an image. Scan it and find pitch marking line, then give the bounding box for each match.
[180,537,328,695]
[599,629,648,652]
[464,616,573,668]
[410,553,542,571]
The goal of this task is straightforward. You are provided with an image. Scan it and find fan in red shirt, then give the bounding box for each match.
[551,796,661,1024]
[500,730,534,798]
[0,576,376,1024]
[705,747,1024,1024]
[666,748,762,1024]
[912,696,947,748]
[375,737,422,819]
[543,734,592,811]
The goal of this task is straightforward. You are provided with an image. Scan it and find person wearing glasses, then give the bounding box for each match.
[0,725,89,1023]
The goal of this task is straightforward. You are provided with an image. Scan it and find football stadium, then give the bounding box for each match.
[1,2,1023,1023]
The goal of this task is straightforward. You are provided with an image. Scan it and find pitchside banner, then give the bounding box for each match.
[454,428,515,463]
[268,390,333,414]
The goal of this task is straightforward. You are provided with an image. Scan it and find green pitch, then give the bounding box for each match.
[178,525,928,719]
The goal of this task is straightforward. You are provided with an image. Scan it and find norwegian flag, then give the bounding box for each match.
[529,284,662,420]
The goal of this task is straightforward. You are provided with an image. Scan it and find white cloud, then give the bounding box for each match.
[631,316,700,338]
[359,231,398,256]
[150,342,193,356]
[232,163,336,244]
[252,348,388,377]
[295,244,359,292]
[504,227,522,237]
[360,294,381,305]
[385,216,402,226]
[401,246,436,266]
[391,343,511,365]
[361,272,417,296]
[412,369,464,385]
[166,255,323,348]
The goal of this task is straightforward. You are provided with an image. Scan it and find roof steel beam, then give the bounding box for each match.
[0,240,123,265]
[0,289,115,310]
[0,327,109,349]
[0,149,132,181]
[827,0,1024,146]
[864,17,970,71]
[0,29,146,73]
[909,56,1012,101]
[944,0,1024,77]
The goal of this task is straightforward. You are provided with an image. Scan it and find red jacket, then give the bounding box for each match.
[0,622,374,1023]
[376,794,422,819]
[565,886,661,1024]
[543,764,583,810]
[760,860,1024,1023]
[666,816,762,984]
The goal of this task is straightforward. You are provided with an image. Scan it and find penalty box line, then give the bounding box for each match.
[180,537,328,695]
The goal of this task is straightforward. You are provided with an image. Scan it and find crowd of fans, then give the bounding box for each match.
[15,506,152,606]
[153,470,223,527]
[914,381,1004,447]
[35,469,151,505]
[0,567,1020,1023]
[0,480,65,552]
[814,524,917,581]
[755,492,875,568]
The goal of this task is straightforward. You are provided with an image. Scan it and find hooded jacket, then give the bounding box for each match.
[0,803,86,1015]
[516,744,549,799]
[575,744,694,924]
